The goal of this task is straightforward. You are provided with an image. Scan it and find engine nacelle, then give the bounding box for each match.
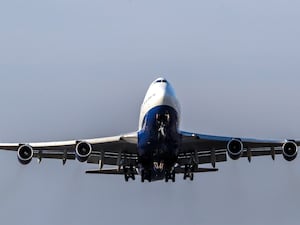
[75,141,92,162]
[227,139,244,160]
[17,144,34,165]
[282,141,298,161]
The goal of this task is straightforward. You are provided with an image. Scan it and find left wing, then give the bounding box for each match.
[179,131,299,167]
[0,132,138,168]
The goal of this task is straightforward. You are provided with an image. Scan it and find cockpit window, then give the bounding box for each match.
[155,79,167,83]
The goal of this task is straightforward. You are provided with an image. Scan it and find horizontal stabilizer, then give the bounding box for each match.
[86,168,138,175]
[86,167,218,175]
[175,167,218,174]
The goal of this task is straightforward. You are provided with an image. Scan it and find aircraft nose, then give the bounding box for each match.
[161,83,174,99]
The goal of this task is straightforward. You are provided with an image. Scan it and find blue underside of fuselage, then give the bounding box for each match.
[138,105,181,175]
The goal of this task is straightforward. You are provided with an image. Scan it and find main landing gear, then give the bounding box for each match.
[141,169,152,183]
[183,164,195,181]
[123,165,136,182]
[165,169,175,182]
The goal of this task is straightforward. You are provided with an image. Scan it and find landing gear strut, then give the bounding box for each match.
[183,164,195,181]
[165,168,175,182]
[123,165,135,182]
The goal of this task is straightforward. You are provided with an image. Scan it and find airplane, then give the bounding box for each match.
[0,77,299,182]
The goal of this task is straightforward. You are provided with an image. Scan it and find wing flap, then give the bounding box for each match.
[35,152,76,160]
[178,152,227,165]
[241,148,282,158]
[87,152,138,166]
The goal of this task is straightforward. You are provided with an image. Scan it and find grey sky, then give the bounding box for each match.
[1,0,300,225]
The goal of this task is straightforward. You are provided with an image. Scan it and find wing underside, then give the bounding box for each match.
[178,131,297,167]
[0,132,139,168]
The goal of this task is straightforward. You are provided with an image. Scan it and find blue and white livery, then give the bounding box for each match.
[0,78,299,182]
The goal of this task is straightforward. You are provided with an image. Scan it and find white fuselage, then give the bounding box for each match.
[138,78,181,130]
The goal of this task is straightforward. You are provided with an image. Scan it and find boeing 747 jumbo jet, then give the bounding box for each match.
[0,78,299,182]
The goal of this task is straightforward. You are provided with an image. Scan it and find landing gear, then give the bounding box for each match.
[123,166,136,182]
[183,164,195,181]
[141,169,152,183]
[141,170,145,183]
[165,168,175,182]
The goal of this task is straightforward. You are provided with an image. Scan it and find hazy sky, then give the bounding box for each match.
[1,1,300,225]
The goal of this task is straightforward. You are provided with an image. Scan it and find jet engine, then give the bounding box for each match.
[282,141,298,161]
[75,141,92,162]
[227,139,244,160]
[17,144,34,165]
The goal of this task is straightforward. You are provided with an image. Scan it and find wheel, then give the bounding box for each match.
[147,170,152,182]
[124,174,129,182]
[171,170,175,182]
[141,170,145,183]
[131,174,135,180]
[190,173,194,181]
[165,171,170,182]
[183,174,187,180]
[172,175,175,182]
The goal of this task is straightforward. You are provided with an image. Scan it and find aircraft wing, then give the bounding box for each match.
[179,131,300,166]
[0,132,138,167]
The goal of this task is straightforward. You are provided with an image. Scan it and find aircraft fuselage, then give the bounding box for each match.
[137,78,181,181]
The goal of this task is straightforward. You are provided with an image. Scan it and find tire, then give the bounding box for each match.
[172,170,175,182]
[190,173,194,181]
[172,175,175,182]
[141,170,145,183]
